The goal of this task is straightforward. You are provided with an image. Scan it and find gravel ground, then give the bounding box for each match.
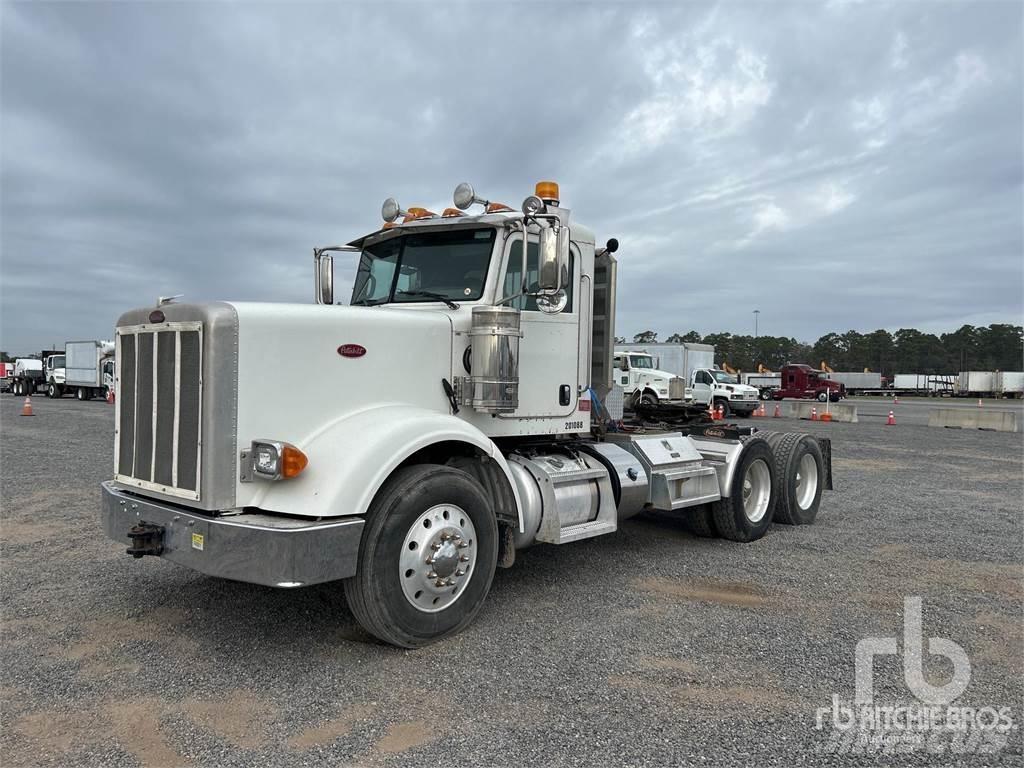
[1,394,1022,767]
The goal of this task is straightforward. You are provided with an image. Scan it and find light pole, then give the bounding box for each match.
[753,309,760,339]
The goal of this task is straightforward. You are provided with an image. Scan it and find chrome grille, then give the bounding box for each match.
[115,322,203,500]
[669,377,686,400]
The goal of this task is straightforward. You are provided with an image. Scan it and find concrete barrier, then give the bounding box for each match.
[928,409,1018,432]
[787,401,858,423]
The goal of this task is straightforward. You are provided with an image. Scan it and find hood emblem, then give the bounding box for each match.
[337,344,367,358]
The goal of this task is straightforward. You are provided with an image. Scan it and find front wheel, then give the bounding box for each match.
[47,382,59,398]
[817,391,828,402]
[714,399,730,418]
[343,464,498,648]
[638,392,658,407]
[760,390,772,401]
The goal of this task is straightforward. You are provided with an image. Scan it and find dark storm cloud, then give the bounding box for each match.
[1,1,1021,352]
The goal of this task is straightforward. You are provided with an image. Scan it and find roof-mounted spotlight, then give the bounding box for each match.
[521,195,545,216]
[382,197,408,223]
[453,182,489,211]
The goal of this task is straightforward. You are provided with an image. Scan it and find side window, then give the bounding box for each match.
[501,238,574,313]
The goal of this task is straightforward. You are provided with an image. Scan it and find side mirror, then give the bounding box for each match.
[315,252,334,305]
[537,224,570,293]
[620,358,630,372]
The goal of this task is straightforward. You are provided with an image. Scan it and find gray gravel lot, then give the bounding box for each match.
[2,394,1022,767]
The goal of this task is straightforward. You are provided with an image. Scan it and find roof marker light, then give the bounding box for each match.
[485,202,514,213]
[442,207,464,218]
[403,207,437,223]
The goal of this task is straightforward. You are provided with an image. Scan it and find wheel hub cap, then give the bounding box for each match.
[399,504,477,613]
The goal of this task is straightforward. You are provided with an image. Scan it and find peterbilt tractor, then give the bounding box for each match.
[100,181,833,648]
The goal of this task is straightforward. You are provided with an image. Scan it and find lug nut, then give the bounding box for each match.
[431,542,442,550]
[457,541,469,549]
[459,555,469,562]
[427,571,437,579]
[425,557,435,565]
[455,569,465,577]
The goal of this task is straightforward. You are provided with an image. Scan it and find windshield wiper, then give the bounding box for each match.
[351,297,389,307]
[398,291,459,310]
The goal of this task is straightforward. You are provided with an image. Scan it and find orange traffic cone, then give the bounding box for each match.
[21,395,34,416]
[893,395,899,405]
[106,388,115,405]
[773,403,781,418]
[886,410,896,425]
[810,406,818,421]
[977,398,983,407]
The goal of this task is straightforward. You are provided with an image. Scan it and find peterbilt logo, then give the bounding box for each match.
[704,428,726,437]
[337,344,367,358]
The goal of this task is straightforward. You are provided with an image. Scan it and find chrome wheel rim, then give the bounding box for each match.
[399,504,477,613]
[795,453,818,510]
[742,459,771,523]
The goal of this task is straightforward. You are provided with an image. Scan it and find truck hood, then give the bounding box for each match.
[112,301,455,511]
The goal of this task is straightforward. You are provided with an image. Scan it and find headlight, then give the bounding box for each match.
[248,440,308,481]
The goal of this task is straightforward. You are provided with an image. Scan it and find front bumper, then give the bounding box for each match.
[100,481,364,587]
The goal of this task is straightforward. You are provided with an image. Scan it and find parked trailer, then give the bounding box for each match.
[741,372,780,400]
[824,371,882,394]
[0,362,13,392]
[65,340,116,401]
[892,373,956,395]
[958,371,996,397]
[99,180,834,648]
[995,371,1024,398]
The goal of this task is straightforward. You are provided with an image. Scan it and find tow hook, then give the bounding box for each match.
[126,521,165,558]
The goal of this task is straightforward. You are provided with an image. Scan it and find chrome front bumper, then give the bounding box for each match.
[100,481,364,588]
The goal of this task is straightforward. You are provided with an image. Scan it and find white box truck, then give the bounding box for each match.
[99,180,834,648]
[995,372,1023,398]
[958,371,996,396]
[65,340,116,401]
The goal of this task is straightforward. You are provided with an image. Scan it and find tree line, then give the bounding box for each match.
[615,324,1024,375]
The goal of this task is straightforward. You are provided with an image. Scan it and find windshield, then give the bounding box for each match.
[350,228,496,306]
[629,355,654,369]
[712,371,738,384]
[50,355,65,368]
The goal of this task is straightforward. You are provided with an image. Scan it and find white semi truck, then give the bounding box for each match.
[100,181,833,648]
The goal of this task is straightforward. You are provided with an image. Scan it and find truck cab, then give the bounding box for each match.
[611,351,688,406]
[772,364,845,402]
[44,353,65,397]
[689,368,760,417]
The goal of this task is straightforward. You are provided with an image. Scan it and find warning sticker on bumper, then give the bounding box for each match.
[191,532,204,551]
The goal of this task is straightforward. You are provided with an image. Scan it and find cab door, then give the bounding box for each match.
[497,233,579,418]
[691,369,713,405]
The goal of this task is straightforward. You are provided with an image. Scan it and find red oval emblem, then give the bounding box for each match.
[149,310,165,324]
[337,344,366,358]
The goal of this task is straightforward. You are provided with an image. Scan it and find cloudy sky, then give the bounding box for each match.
[1,1,1021,353]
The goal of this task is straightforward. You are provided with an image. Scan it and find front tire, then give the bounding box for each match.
[711,437,777,542]
[47,382,59,398]
[343,464,498,648]
[714,399,730,418]
[638,392,658,407]
[817,391,828,402]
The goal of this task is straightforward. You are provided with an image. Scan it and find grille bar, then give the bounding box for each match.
[115,321,203,501]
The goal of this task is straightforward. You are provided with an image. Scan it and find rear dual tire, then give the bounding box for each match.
[757,432,824,525]
[711,437,777,542]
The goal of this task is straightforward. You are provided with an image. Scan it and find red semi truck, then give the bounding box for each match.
[770,364,845,402]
